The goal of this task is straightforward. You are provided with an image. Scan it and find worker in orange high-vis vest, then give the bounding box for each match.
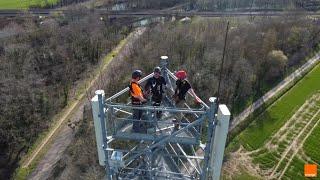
[130,70,147,133]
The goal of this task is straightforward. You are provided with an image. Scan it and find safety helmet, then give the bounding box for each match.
[175,70,187,80]
[154,66,161,74]
[132,70,142,79]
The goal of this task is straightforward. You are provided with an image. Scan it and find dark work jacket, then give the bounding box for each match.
[175,79,191,101]
[145,76,166,102]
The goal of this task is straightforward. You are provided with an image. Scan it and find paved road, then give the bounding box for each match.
[230,52,320,130]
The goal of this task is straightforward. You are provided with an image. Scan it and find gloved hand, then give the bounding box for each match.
[141,98,147,104]
[194,97,201,104]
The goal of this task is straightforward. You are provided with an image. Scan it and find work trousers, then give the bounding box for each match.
[132,104,143,133]
[174,99,185,128]
[152,101,162,119]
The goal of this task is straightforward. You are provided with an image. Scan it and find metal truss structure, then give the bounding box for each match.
[91,56,231,180]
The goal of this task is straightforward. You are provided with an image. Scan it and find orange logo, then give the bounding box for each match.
[304,164,317,177]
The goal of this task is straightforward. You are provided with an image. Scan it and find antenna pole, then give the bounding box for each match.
[201,21,230,180]
[216,21,230,107]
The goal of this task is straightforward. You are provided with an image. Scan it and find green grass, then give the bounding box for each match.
[304,122,320,163]
[239,64,320,150]
[252,151,280,170]
[222,167,262,180]
[0,0,58,9]
[233,172,260,180]
[282,157,306,180]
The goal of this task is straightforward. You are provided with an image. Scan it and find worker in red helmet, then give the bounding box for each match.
[173,70,201,130]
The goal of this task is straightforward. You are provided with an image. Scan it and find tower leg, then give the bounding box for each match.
[208,105,230,180]
[200,97,216,180]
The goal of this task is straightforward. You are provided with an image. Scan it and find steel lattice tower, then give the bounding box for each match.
[91,56,230,180]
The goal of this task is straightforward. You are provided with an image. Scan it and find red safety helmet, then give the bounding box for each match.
[175,70,187,80]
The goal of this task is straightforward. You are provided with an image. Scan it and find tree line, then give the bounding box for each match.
[117,0,320,11]
[126,16,320,115]
[0,8,131,179]
[193,0,320,11]
[48,15,320,180]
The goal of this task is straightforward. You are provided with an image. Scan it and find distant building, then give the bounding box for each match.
[180,17,191,23]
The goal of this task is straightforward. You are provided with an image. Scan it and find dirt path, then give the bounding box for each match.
[223,146,263,179]
[25,27,146,179]
[28,105,84,180]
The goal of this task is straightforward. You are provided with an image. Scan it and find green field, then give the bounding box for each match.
[239,63,320,150]
[0,0,58,9]
[304,122,320,163]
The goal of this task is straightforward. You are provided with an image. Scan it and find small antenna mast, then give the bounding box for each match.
[216,21,230,109]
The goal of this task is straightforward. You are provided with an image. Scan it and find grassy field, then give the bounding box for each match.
[282,156,306,179]
[303,122,320,163]
[0,0,58,9]
[222,169,261,180]
[239,63,320,150]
